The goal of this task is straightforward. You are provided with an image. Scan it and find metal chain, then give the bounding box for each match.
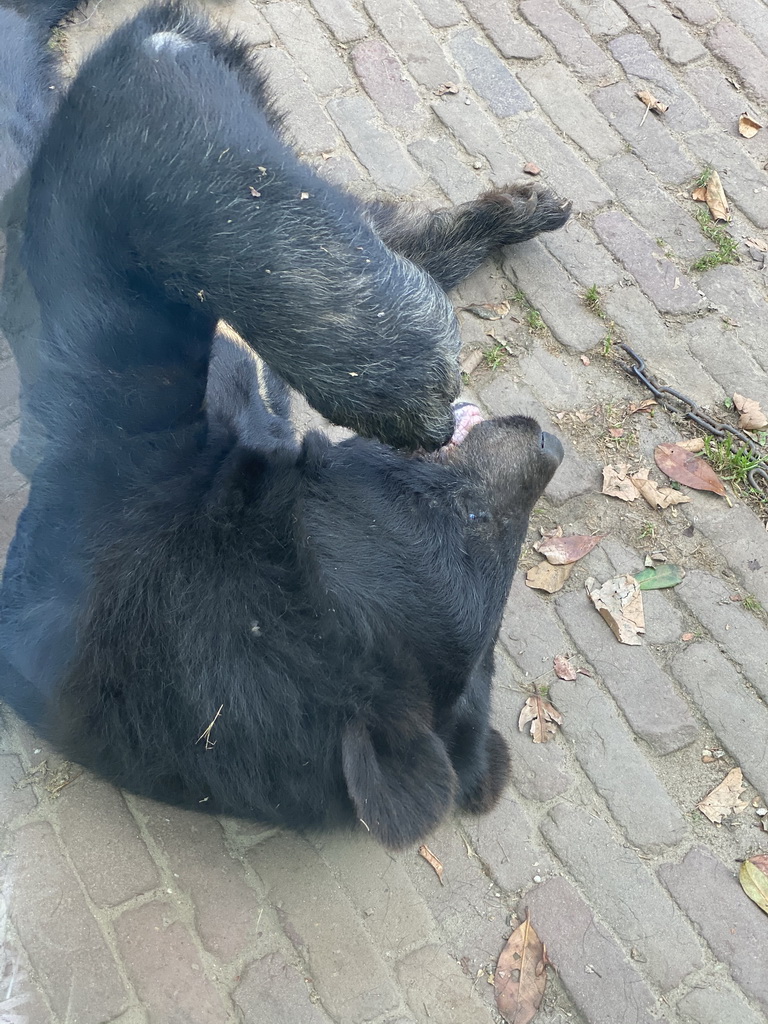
[617,343,768,499]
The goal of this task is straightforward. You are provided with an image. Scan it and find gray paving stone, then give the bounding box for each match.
[433,94,521,183]
[0,358,19,429]
[519,341,588,409]
[718,0,768,59]
[677,570,768,702]
[449,29,534,117]
[594,211,705,314]
[263,3,350,97]
[408,138,485,204]
[556,589,699,754]
[708,20,768,105]
[234,953,334,1024]
[520,0,620,81]
[599,154,707,259]
[413,0,463,26]
[659,847,768,1014]
[464,790,555,893]
[217,2,272,44]
[550,676,689,849]
[608,34,709,133]
[363,0,457,88]
[524,876,658,1024]
[541,219,622,288]
[591,83,696,183]
[0,422,26,500]
[249,834,400,1023]
[352,39,428,131]
[561,0,630,36]
[613,0,706,63]
[697,264,768,368]
[328,96,425,194]
[519,63,624,162]
[310,0,368,42]
[397,945,496,1024]
[677,982,768,1024]
[257,49,339,156]
[0,751,36,823]
[685,67,768,163]
[685,132,768,229]
[540,803,703,991]
[668,0,718,26]
[499,575,573,681]
[463,0,546,58]
[671,642,768,798]
[11,822,128,1024]
[685,318,768,412]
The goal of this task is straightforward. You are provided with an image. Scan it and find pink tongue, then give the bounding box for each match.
[449,403,484,446]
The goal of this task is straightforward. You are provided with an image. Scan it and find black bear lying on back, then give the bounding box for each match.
[0,1,567,848]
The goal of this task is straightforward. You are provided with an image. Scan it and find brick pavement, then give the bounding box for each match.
[1,0,768,1021]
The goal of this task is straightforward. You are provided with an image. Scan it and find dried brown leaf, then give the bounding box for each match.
[461,300,511,321]
[525,561,573,594]
[418,844,444,884]
[495,912,549,1024]
[677,437,706,453]
[554,655,577,681]
[518,695,563,744]
[602,464,640,502]
[738,114,762,138]
[655,443,727,496]
[630,467,691,509]
[692,185,708,202]
[697,767,749,824]
[740,855,768,915]
[435,81,460,95]
[745,236,768,252]
[627,398,657,415]
[692,169,730,222]
[523,162,541,175]
[637,89,668,114]
[733,393,768,430]
[533,533,603,565]
[586,575,645,646]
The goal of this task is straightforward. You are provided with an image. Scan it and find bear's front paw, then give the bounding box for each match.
[457,728,511,815]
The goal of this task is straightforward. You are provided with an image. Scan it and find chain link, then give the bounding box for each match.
[617,343,768,499]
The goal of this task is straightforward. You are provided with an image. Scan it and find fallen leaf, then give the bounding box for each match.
[602,464,639,502]
[681,632,695,642]
[677,437,706,453]
[586,575,645,645]
[634,563,686,590]
[418,844,444,884]
[539,525,563,538]
[435,81,460,95]
[554,655,577,681]
[637,89,668,114]
[733,393,768,430]
[738,114,762,138]
[655,443,727,497]
[697,767,749,824]
[495,912,549,1024]
[533,534,603,565]
[523,162,541,175]
[525,561,573,594]
[740,855,768,915]
[745,237,768,252]
[580,354,591,366]
[461,301,511,320]
[691,169,730,222]
[630,467,691,510]
[627,398,657,415]
[518,695,563,743]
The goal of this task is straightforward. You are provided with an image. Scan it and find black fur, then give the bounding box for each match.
[0,2,567,848]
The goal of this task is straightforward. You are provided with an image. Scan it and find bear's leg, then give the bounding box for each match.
[366,184,571,291]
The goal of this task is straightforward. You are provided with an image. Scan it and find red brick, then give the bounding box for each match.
[363,0,456,88]
[263,3,350,97]
[520,0,619,80]
[709,21,768,106]
[352,39,427,130]
[464,0,545,58]
[310,0,368,42]
[115,901,230,1024]
[659,847,768,1013]
[614,0,706,62]
[10,823,128,1023]
[0,752,36,823]
[234,953,333,1024]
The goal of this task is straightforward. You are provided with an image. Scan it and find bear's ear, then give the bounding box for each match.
[341,717,457,849]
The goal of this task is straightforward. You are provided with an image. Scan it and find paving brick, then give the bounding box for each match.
[556,589,699,754]
[115,901,230,1024]
[464,791,555,893]
[524,876,657,1024]
[408,138,485,204]
[328,96,425,194]
[681,499,768,608]
[249,834,399,1023]
[363,0,456,88]
[550,676,689,849]
[519,341,588,409]
[449,30,534,118]
[0,751,36,823]
[599,154,707,259]
[520,0,619,81]
[594,210,705,314]
[55,776,159,908]
[668,0,718,26]
[718,0,768,60]
[310,0,368,42]
[463,0,545,58]
[608,34,709,133]
[432,94,521,183]
[678,570,768,703]
[685,67,768,163]
[234,953,333,1024]
[11,822,128,1023]
[677,982,768,1024]
[708,20,768,106]
[216,2,272,44]
[591,83,696,183]
[263,3,350,97]
[685,131,768,229]
[685,318,768,412]
[352,39,427,131]
[257,49,339,156]
[698,264,768,367]
[0,359,19,429]
[0,487,28,567]
[313,832,436,955]
[0,938,54,1024]
[140,803,265,963]
[0,422,26,500]
[541,219,622,287]
[397,945,495,1024]
[561,0,630,36]
[659,847,768,1014]
[614,0,706,63]
[499,576,572,682]
[541,803,702,991]
[671,642,768,798]
[519,63,622,162]
[413,0,463,28]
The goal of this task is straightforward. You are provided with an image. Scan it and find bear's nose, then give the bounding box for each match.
[540,431,564,469]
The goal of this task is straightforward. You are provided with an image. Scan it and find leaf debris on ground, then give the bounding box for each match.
[525,562,573,594]
[630,467,691,509]
[461,300,511,320]
[655,443,727,496]
[495,912,550,1024]
[418,844,444,884]
[636,89,668,117]
[586,574,646,645]
[602,463,639,502]
[740,855,768,915]
[738,114,762,138]
[733,393,768,430]
[554,655,577,681]
[697,767,749,824]
[523,162,541,175]
[518,695,563,743]
[533,533,602,565]
[691,169,730,222]
[634,563,685,590]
